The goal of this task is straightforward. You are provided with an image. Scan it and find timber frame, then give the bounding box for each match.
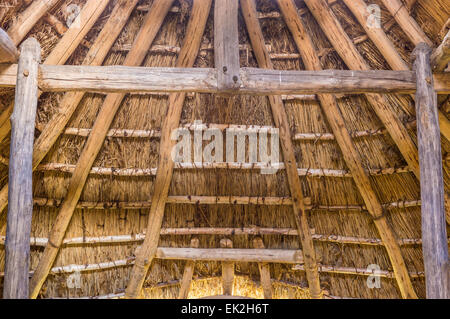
[0,0,449,299]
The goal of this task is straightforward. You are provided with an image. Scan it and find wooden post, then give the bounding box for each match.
[241,0,322,299]
[412,43,449,299]
[253,237,272,299]
[3,38,40,299]
[214,0,240,91]
[431,30,450,72]
[178,238,199,299]
[0,28,18,63]
[220,238,234,296]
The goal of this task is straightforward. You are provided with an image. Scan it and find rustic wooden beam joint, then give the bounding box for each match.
[0,28,19,63]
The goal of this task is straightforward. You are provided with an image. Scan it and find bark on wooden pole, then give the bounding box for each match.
[220,238,234,296]
[178,238,199,299]
[3,38,40,299]
[412,43,449,299]
[0,28,18,63]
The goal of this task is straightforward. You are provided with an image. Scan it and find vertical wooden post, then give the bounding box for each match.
[3,38,40,299]
[220,238,234,296]
[413,43,449,299]
[178,238,199,299]
[253,237,272,299]
[214,0,240,91]
[0,28,18,63]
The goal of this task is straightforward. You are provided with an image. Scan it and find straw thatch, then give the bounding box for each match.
[0,0,448,299]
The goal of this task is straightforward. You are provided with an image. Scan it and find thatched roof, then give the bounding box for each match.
[0,0,449,299]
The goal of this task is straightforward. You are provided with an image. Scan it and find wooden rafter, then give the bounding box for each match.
[240,0,322,299]
[124,0,212,299]
[0,28,18,63]
[278,0,417,299]
[253,237,272,299]
[3,38,40,299]
[412,43,449,299]
[214,0,240,91]
[28,0,174,299]
[178,238,199,299]
[220,238,235,296]
[303,0,420,180]
[0,0,136,216]
[431,30,450,71]
[0,0,111,144]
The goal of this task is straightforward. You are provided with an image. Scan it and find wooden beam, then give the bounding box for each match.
[0,28,18,63]
[0,0,137,217]
[253,237,272,299]
[7,0,62,46]
[431,30,450,72]
[380,0,433,47]
[178,238,199,299]
[28,0,172,299]
[156,247,303,264]
[3,38,40,299]
[412,43,449,299]
[0,0,111,144]
[220,238,234,296]
[304,0,421,181]
[278,0,418,299]
[124,0,212,299]
[240,0,322,299]
[214,0,240,91]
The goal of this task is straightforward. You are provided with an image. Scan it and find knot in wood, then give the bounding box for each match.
[23,69,29,77]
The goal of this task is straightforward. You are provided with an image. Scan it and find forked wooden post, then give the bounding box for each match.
[220,238,235,296]
[412,43,449,299]
[253,237,272,299]
[178,238,199,299]
[3,38,40,299]
[0,28,18,63]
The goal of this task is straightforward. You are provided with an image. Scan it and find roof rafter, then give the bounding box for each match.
[124,0,212,299]
[277,0,417,299]
[28,0,174,299]
[240,0,322,299]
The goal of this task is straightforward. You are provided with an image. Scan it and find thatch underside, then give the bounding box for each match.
[0,0,449,299]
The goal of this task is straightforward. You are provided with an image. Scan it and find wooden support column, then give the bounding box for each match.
[178,238,199,299]
[241,0,322,299]
[220,238,235,296]
[412,43,449,299]
[3,38,40,299]
[431,30,450,72]
[125,0,212,299]
[0,28,18,63]
[278,0,417,299]
[214,0,240,91]
[253,237,272,299]
[0,0,111,144]
[28,0,172,299]
[304,0,420,180]
[0,0,118,217]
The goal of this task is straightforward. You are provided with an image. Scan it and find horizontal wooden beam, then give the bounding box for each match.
[0,65,448,94]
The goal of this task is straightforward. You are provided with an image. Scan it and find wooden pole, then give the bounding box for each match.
[0,28,18,63]
[412,43,449,299]
[124,0,212,299]
[178,238,199,299]
[253,237,272,299]
[214,0,240,92]
[0,0,130,217]
[278,0,417,299]
[28,0,172,299]
[3,38,40,299]
[220,238,235,296]
[240,0,322,299]
[431,30,450,72]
